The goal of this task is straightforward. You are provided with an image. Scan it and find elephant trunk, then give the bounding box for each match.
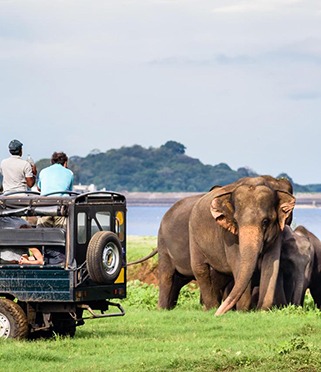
[215,226,263,316]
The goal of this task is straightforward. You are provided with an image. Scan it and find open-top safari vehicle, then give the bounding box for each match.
[0,190,126,339]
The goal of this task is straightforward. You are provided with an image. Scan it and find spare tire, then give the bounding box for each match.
[86,231,123,284]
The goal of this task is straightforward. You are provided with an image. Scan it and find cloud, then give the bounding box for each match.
[289,92,321,100]
[148,47,321,68]
[149,54,256,67]
[211,0,309,14]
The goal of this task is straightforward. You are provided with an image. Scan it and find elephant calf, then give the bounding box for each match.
[275,225,314,307]
[292,225,321,308]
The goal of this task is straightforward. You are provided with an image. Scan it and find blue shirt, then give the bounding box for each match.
[37,163,74,196]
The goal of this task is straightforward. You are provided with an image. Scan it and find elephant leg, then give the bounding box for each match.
[221,281,252,311]
[191,241,230,310]
[168,272,193,308]
[200,270,232,307]
[158,250,177,309]
[273,271,288,307]
[158,250,192,309]
[251,286,259,308]
[222,280,234,302]
[291,277,306,306]
[257,237,281,310]
[210,269,233,306]
[192,262,221,310]
[236,282,252,311]
[309,283,321,309]
[158,270,192,309]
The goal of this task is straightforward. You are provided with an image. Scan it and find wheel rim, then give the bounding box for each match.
[102,242,120,275]
[0,312,11,338]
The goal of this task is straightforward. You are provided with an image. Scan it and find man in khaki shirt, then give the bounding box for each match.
[0,139,37,193]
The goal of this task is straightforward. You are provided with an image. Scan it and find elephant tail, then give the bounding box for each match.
[127,248,158,266]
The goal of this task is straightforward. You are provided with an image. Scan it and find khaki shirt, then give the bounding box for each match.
[0,155,33,193]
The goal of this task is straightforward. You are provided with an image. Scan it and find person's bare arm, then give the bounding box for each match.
[26,176,36,188]
[26,164,37,188]
[19,248,44,265]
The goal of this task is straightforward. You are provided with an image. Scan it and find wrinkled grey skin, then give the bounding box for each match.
[189,176,295,316]
[157,193,233,310]
[158,194,204,309]
[293,225,321,308]
[157,176,294,313]
[274,225,314,307]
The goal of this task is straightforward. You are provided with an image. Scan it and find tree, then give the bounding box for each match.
[161,141,186,154]
[89,149,102,156]
[36,141,313,193]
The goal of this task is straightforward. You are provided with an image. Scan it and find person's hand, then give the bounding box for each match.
[32,164,37,176]
[19,255,29,264]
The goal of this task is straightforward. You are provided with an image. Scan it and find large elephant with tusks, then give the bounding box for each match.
[189,176,295,316]
[157,176,294,313]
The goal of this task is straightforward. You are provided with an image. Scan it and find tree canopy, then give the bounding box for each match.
[34,141,319,193]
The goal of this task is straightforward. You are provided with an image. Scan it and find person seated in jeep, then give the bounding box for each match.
[0,216,32,229]
[37,151,74,228]
[44,248,65,265]
[19,248,44,265]
[0,246,65,265]
[0,222,65,265]
[0,247,44,265]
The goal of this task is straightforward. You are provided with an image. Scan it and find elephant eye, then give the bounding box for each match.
[262,218,270,229]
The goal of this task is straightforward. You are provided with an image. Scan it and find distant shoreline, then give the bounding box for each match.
[123,192,199,206]
[124,192,321,208]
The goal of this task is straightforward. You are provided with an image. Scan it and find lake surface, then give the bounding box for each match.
[127,205,321,239]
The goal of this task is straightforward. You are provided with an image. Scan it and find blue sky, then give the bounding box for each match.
[1,0,321,185]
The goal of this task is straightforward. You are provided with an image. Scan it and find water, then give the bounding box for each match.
[292,208,321,238]
[127,205,321,238]
[127,206,169,236]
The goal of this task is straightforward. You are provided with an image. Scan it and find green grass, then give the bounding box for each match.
[127,235,157,262]
[1,236,321,371]
[2,304,321,371]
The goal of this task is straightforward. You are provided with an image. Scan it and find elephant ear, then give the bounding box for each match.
[210,193,238,235]
[277,191,296,231]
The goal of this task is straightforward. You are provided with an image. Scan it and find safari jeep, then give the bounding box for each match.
[0,191,126,339]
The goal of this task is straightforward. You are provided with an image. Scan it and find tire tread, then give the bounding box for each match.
[0,298,28,339]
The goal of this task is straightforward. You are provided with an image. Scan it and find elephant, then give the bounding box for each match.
[158,193,204,309]
[157,176,294,313]
[189,176,295,316]
[221,225,318,310]
[157,192,235,309]
[293,225,321,308]
[274,225,314,307]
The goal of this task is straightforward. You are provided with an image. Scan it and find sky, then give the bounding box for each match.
[1,0,321,185]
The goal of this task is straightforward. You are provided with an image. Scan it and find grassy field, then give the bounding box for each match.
[1,236,321,371]
[127,235,158,262]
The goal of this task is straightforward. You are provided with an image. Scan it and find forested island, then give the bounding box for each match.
[35,141,321,193]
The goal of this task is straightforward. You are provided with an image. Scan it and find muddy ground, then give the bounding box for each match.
[127,261,159,285]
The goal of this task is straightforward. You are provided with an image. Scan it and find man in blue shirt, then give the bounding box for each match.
[37,152,74,227]
[37,152,73,196]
